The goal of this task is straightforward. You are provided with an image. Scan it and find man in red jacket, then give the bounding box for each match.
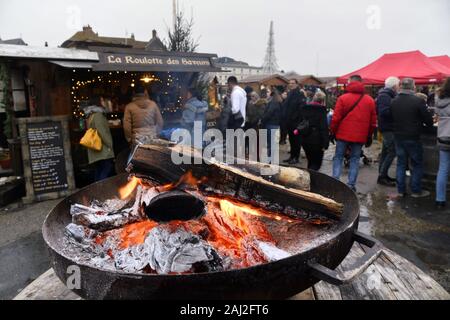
[330,75,377,192]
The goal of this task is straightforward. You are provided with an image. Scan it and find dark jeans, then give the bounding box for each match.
[303,143,324,171]
[94,159,115,182]
[379,131,396,178]
[395,138,424,194]
[288,131,301,160]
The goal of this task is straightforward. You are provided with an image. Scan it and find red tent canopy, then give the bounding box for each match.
[338,51,450,85]
[430,55,450,69]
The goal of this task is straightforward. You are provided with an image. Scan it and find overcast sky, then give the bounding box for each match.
[0,0,449,76]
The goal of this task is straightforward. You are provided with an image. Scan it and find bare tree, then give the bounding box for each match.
[166,10,199,53]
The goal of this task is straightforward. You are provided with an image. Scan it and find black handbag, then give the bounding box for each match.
[296,119,311,136]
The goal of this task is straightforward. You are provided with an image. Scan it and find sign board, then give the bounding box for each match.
[17,116,75,203]
[94,52,220,72]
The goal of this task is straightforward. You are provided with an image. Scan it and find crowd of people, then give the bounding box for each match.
[81,73,450,209]
[220,74,450,209]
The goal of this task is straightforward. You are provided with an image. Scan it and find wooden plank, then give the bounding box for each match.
[371,254,417,300]
[313,281,343,300]
[13,269,80,301]
[313,244,449,301]
[382,249,450,300]
[289,288,315,300]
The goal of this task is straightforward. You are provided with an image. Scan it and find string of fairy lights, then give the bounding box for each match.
[71,70,184,119]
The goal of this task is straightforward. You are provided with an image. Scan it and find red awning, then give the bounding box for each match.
[338,51,450,85]
[430,55,450,69]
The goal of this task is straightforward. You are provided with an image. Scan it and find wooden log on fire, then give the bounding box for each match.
[129,144,344,222]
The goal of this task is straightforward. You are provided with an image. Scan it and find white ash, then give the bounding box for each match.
[65,223,98,244]
[70,204,138,231]
[145,226,222,274]
[110,226,223,274]
[114,243,150,273]
[90,198,130,213]
[256,241,291,262]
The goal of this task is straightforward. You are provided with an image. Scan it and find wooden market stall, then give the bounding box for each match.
[0,28,222,196]
[240,74,289,94]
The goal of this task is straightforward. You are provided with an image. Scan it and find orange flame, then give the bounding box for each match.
[119,176,141,200]
[159,171,206,192]
[216,198,296,224]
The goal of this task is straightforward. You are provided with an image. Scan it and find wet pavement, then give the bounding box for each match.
[0,141,448,299]
[281,140,450,292]
[0,200,58,299]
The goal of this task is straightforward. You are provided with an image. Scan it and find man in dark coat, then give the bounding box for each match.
[283,79,307,165]
[391,78,434,198]
[376,76,400,186]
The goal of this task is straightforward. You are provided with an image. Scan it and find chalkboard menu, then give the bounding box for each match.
[18,116,75,203]
[26,121,68,195]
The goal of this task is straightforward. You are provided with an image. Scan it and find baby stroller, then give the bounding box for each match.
[344,146,372,168]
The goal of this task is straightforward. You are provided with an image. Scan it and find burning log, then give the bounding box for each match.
[70,204,144,232]
[129,145,343,222]
[69,185,163,232]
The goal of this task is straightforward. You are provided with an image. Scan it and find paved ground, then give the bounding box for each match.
[0,141,448,299]
[0,200,59,299]
[280,140,450,292]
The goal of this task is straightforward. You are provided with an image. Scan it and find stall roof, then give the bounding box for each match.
[49,60,93,69]
[88,46,222,73]
[0,44,221,73]
[338,51,450,85]
[430,55,450,69]
[0,44,99,61]
[240,74,289,84]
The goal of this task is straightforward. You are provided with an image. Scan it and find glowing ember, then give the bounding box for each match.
[216,198,297,224]
[119,176,141,199]
[119,220,159,249]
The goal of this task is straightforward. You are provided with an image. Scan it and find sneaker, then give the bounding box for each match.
[411,190,431,198]
[288,158,299,165]
[377,177,396,187]
[283,158,293,163]
[436,201,446,209]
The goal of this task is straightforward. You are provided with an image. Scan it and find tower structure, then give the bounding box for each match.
[262,21,280,74]
[173,0,179,30]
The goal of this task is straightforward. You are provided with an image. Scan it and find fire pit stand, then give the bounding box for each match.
[42,170,375,300]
